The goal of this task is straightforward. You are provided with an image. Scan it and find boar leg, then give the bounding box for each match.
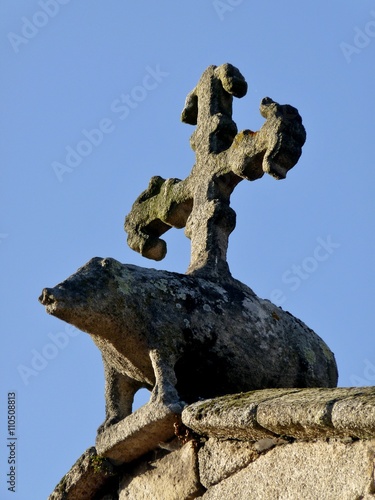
[148,350,184,413]
[98,359,143,433]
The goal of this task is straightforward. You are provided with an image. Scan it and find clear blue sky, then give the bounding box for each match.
[1,1,374,498]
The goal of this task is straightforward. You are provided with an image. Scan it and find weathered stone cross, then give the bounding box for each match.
[125,63,306,277]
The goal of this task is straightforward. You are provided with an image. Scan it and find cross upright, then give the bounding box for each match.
[125,63,306,278]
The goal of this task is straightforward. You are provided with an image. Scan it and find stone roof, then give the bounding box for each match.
[49,387,375,499]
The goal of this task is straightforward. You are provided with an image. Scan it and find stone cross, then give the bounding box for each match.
[125,63,306,277]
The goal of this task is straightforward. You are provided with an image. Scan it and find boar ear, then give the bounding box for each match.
[100,257,122,271]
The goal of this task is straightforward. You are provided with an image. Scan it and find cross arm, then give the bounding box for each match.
[220,97,306,182]
[124,176,193,261]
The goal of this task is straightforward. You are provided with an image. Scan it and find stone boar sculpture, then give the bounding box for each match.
[39,257,338,434]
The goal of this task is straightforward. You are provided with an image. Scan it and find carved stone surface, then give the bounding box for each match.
[125,63,306,278]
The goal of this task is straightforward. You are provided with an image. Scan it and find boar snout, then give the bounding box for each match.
[39,288,57,306]
[39,287,67,315]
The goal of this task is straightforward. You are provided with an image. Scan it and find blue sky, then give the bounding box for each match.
[1,1,375,497]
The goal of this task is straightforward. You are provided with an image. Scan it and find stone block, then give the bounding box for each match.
[48,447,116,500]
[184,387,375,443]
[331,387,375,438]
[182,389,301,440]
[119,441,204,499]
[256,387,344,439]
[198,438,258,488]
[201,440,375,500]
[96,402,178,464]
